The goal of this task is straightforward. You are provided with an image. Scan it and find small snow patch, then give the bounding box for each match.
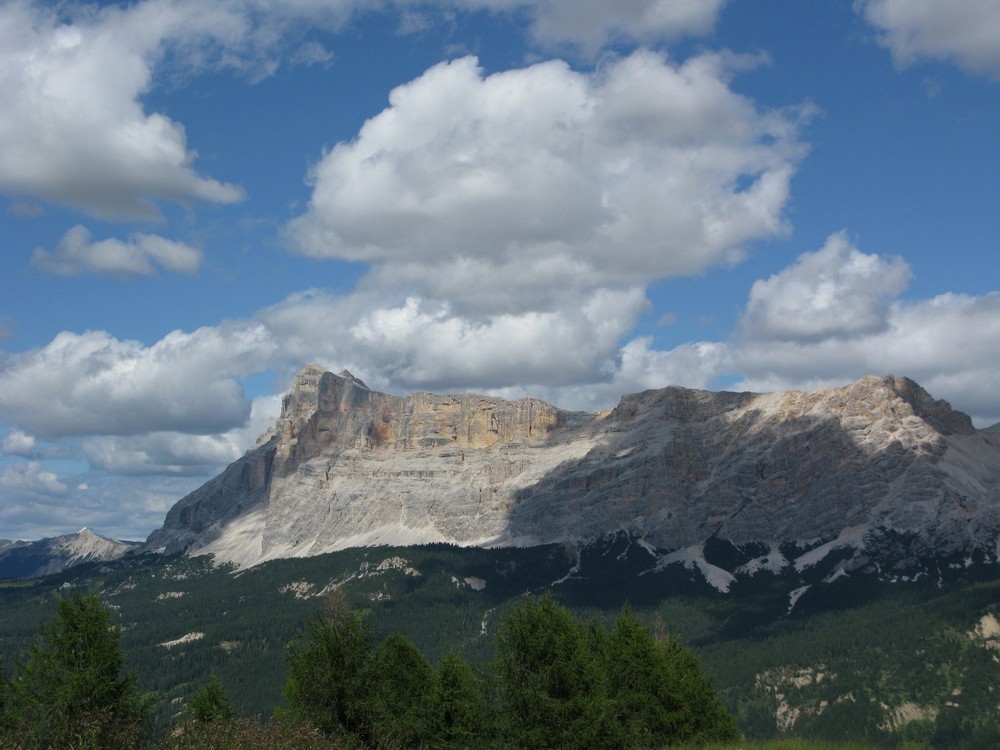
[788,585,810,613]
[374,556,421,576]
[450,575,487,590]
[657,545,736,593]
[794,525,870,572]
[737,543,789,576]
[971,613,1000,651]
[880,702,939,732]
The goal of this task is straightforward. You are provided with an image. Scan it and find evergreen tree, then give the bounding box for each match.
[494,597,739,750]
[0,594,149,750]
[601,606,740,745]
[604,606,677,747]
[282,589,373,740]
[185,674,234,724]
[493,594,616,750]
[364,632,434,748]
[426,653,488,750]
[652,628,741,744]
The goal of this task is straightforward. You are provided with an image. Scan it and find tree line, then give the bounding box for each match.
[0,591,739,749]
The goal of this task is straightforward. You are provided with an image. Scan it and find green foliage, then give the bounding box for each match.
[4,540,1000,747]
[603,607,739,746]
[493,594,738,749]
[494,594,616,749]
[0,657,9,734]
[0,593,150,749]
[282,590,374,740]
[184,674,233,724]
[284,595,478,750]
[364,632,434,748]
[425,653,488,749]
[281,591,737,749]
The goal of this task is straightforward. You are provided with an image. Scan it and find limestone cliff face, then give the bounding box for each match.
[145,368,1000,568]
[507,376,995,553]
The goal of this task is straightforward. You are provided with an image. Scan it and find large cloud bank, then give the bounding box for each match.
[2,0,999,541]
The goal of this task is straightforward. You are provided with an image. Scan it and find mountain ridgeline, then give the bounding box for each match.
[0,528,137,579]
[6,368,1000,747]
[143,366,1000,583]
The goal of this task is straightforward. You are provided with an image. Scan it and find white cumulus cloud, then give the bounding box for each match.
[0,461,67,497]
[730,290,1000,425]
[286,50,810,307]
[260,0,727,51]
[5,228,1000,507]
[257,286,650,393]
[81,394,281,476]
[0,0,245,220]
[32,225,202,277]
[859,0,1000,79]
[738,231,912,342]
[0,469,199,542]
[0,324,275,439]
[0,0,732,223]
[2,428,37,458]
[718,233,1000,426]
[514,0,727,52]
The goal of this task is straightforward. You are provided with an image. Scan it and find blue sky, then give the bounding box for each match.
[2,0,999,542]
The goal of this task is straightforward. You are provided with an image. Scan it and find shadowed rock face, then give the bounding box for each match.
[144,368,1000,568]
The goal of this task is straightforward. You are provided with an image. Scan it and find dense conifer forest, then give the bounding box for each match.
[1,588,738,748]
[2,538,1000,747]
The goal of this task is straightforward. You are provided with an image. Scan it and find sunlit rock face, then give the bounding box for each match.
[145,367,1000,569]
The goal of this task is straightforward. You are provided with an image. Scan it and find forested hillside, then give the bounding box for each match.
[1,589,737,748]
[2,538,1000,747]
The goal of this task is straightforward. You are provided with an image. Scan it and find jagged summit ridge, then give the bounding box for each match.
[144,368,1000,570]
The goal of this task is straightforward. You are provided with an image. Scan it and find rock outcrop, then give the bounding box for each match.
[144,368,1000,569]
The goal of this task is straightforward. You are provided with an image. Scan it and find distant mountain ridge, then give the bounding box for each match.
[143,367,1000,577]
[0,528,138,579]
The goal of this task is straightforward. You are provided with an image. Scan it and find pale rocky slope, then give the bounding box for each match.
[144,366,1000,569]
[0,528,138,579]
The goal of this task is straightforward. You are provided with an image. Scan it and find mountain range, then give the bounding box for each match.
[6,369,1000,744]
[5,367,1000,583]
[139,366,1000,583]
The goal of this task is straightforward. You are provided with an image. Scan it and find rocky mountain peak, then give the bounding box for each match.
[280,363,327,419]
[0,528,138,579]
[337,369,368,389]
[146,371,1000,572]
[889,375,975,435]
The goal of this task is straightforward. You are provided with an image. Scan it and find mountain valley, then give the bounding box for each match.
[4,369,1000,746]
[3,534,1000,746]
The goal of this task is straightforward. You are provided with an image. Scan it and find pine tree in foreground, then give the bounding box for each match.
[0,594,150,750]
